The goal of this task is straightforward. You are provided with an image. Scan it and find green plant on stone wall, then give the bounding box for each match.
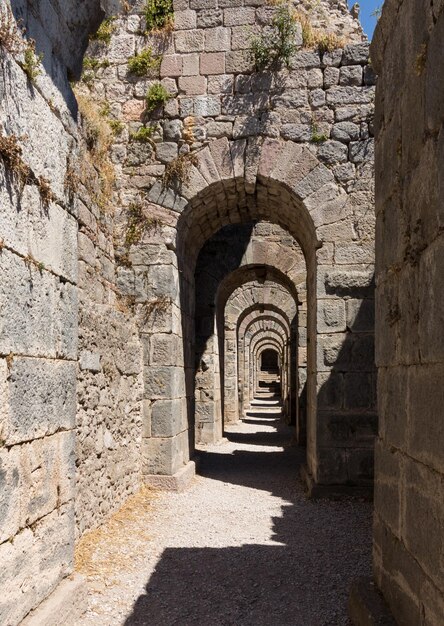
[250,3,298,70]
[83,56,110,71]
[143,0,174,33]
[272,2,300,65]
[109,119,125,136]
[130,125,156,142]
[91,17,117,45]
[124,202,162,250]
[81,56,110,84]
[21,43,43,81]
[251,2,346,69]
[145,83,171,113]
[128,48,162,76]
[311,123,328,143]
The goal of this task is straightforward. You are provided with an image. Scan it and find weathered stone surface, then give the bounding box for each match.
[21,574,87,626]
[331,121,360,143]
[369,0,444,622]
[6,358,76,446]
[0,1,374,622]
[317,140,349,164]
[0,503,74,625]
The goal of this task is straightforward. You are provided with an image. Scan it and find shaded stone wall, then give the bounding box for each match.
[371,2,444,623]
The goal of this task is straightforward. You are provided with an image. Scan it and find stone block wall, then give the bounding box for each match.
[79,0,376,487]
[371,2,444,623]
[0,1,144,620]
[76,181,143,537]
[0,25,79,622]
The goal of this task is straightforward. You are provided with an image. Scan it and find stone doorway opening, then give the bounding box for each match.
[257,347,281,402]
[172,172,315,475]
[142,141,375,495]
[192,227,304,449]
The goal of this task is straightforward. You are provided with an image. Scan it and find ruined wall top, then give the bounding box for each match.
[171,0,365,43]
[292,0,365,42]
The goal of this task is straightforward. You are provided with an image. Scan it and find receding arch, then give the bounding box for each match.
[141,134,375,492]
[235,306,294,423]
[244,321,289,417]
[222,272,297,428]
[170,154,319,470]
[260,348,280,371]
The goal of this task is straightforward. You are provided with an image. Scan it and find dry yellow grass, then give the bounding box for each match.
[73,89,116,213]
[294,10,345,53]
[75,486,158,583]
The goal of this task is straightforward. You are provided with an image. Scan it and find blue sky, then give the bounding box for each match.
[348,0,382,39]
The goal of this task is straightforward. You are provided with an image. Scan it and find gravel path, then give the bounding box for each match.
[77,401,372,626]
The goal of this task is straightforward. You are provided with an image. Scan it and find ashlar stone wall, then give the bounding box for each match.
[371,2,444,624]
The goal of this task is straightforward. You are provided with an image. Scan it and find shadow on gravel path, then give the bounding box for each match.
[124,405,372,626]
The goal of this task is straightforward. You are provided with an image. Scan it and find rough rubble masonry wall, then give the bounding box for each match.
[371,2,444,624]
[76,154,143,538]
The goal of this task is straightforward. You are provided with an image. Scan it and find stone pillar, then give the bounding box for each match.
[303,247,376,495]
[140,252,195,490]
[194,329,223,444]
[223,326,239,423]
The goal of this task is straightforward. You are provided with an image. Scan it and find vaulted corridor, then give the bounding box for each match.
[78,400,372,626]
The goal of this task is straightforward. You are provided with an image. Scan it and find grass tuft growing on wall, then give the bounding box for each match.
[162,152,198,189]
[91,17,117,45]
[0,131,31,185]
[130,125,156,142]
[143,0,174,33]
[124,202,161,249]
[250,1,345,69]
[145,83,171,113]
[128,48,162,76]
[0,5,23,54]
[75,92,116,212]
[21,44,43,81]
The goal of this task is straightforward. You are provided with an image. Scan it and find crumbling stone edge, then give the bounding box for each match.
[20,574,87,626]
[144,460,196,492]
[348,577,397,625]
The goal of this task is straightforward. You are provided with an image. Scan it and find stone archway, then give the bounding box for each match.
[237,307,294,423]
[140,136,375,494]
[241,314,291,419]
[245,322,289,413]
[261,348,279,371]
[222,270,298,429]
